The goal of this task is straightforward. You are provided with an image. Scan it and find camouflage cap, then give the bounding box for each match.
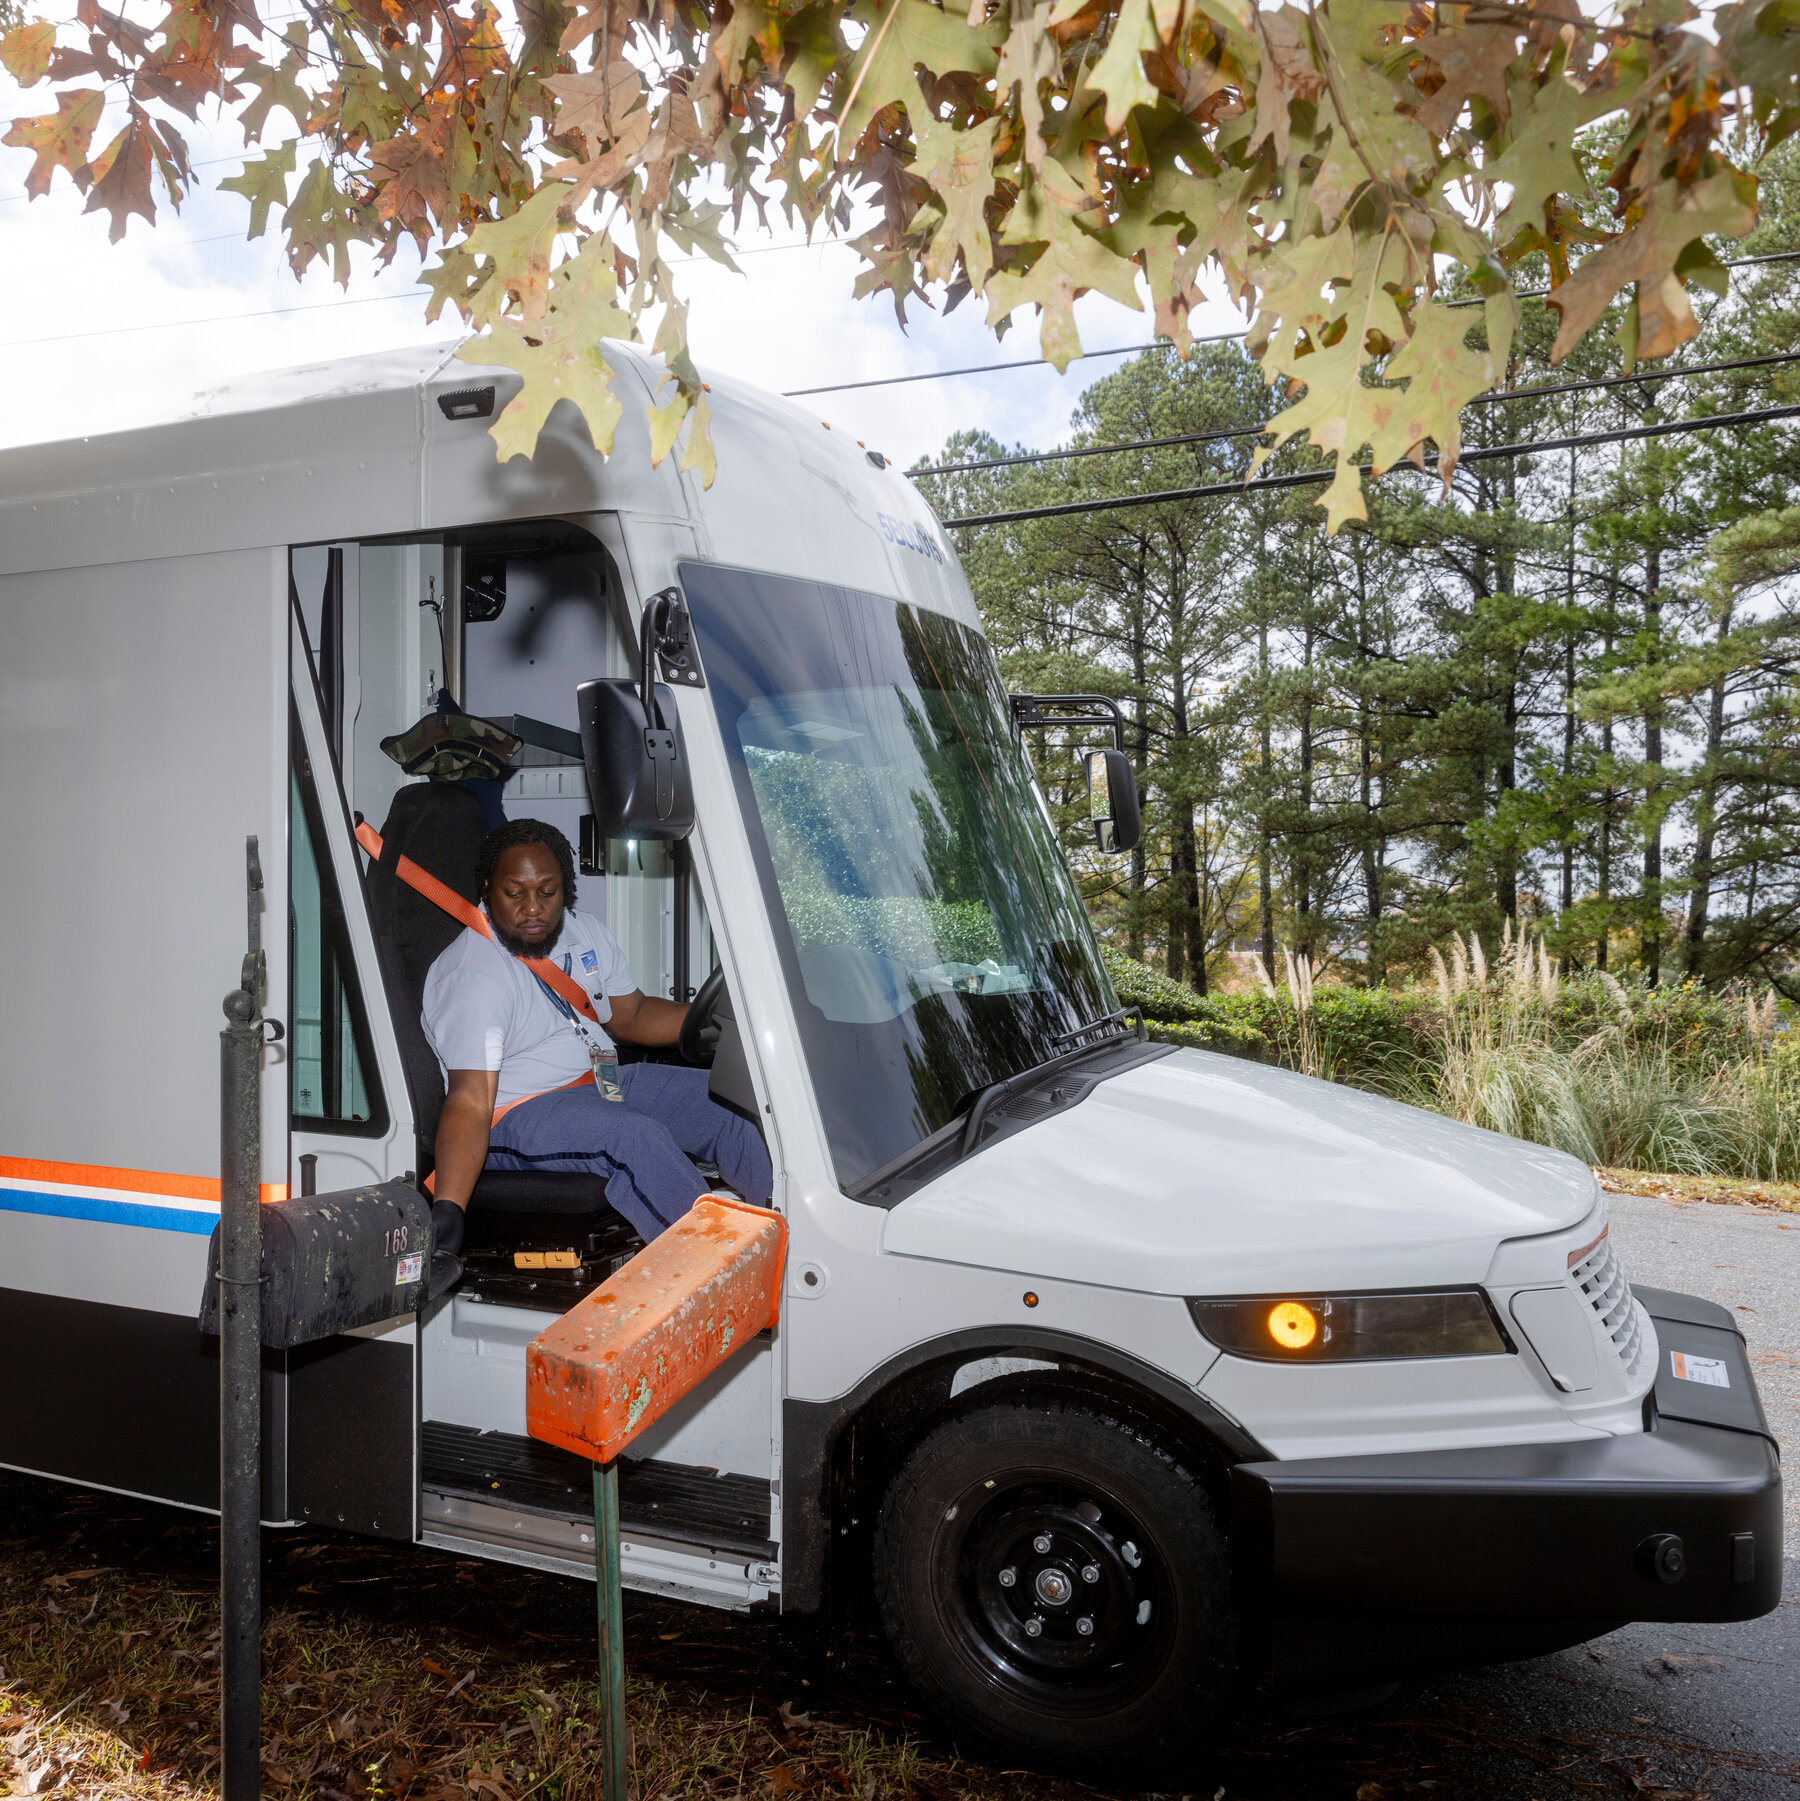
[380,697,523,781]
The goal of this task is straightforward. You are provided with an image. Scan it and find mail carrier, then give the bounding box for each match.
[0,344,1781,1778]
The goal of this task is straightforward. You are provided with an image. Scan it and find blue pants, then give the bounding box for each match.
[485,1063,772,1242]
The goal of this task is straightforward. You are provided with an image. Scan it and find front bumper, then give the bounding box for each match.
[1231,1286,1783,1693]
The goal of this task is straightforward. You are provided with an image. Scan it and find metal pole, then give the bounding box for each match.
[594,1461,629,1801]
[220,837,265,1801]
[671,839,691,1004]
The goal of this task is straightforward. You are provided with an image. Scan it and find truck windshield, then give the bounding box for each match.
[683,563,1114,1191]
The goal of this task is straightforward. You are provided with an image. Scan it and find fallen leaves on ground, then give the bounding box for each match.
[1594,1167,1800,1216]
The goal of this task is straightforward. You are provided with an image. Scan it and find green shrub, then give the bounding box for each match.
[1103,945,1795,1177]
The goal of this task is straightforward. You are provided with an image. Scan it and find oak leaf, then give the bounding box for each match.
[1104,151,1228,350]
[834,0,1002,154]
[0,22,57,85]
[368,127,450,242]
[461,182,573,324]
[460,234,633,463]
[236,27,312,142]
[1251,227,1413,527]
[1089,0,1161,132]
[912,113,1000,284]
[1484,74,1592,236]
[3,89,104,198]
[1248,5,1323,164]
[84,106,161,241]
[995,0,1059,167]
[1412,22,1521,136]
[1378,301,1496,486]
[546,60,647,157]
[1309,47,1436,231]
[986,160,1142,367]
[1547,169,1758,365]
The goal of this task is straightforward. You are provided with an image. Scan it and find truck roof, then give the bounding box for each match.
[0,338,976,623]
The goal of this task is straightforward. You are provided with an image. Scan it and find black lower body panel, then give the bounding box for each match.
[1232,1289,1782,1693]
[0,1288,415,1539]
[421,1421,776,1560]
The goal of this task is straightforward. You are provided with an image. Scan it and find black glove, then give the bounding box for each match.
[431,1198,466,1258]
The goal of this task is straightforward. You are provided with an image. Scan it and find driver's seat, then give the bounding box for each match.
[363,783,643,1290]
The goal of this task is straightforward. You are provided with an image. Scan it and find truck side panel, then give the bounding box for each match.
[0,547,289,1502]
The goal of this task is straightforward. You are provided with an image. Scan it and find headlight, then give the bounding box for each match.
[1187,1289,1511,1363]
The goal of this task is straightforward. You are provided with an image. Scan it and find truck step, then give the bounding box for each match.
[421,1420,775,1560]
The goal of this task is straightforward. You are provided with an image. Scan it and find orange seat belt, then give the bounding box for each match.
[354,821,600,1022]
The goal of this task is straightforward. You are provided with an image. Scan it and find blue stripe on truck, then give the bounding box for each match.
[0,1186,218,1235]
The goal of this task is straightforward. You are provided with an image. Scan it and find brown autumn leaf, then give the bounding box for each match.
[369,118,452,241]
[1548,169,1759,365]
[1412,21,1522,136]
[84,105,161,240]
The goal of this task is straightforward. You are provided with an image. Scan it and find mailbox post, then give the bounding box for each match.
[528,1196,788,1801]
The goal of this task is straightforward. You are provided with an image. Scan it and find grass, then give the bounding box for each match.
[1383,929,1800,1184]
[3,1471,1797,1801]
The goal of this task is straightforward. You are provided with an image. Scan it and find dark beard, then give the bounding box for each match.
[492,914,564,961]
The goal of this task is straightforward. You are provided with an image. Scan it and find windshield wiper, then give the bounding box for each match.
[959,1011,1147,1158]
[1050,1006,1147,1051]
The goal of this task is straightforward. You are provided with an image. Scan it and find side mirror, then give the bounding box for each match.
[577,678,695,841]
[1087,747,1141,854]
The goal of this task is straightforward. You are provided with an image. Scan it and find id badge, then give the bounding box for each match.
[591,1044,625,1103]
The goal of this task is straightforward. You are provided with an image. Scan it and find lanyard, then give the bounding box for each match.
[531,971,612,1052]
[531,970,626,1102]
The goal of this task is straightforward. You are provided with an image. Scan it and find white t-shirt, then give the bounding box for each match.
[421,908,639,1109]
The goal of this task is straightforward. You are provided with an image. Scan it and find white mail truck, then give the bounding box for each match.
[0,343,1780,1778]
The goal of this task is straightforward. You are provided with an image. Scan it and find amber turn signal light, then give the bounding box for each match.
[1266,1301,1318,1349]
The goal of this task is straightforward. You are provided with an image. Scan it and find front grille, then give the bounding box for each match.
[1570,1232,1647,1375]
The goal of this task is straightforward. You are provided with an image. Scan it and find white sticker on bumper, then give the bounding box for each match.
[396,1251,424,1285]
[1671,1351,1730,1387]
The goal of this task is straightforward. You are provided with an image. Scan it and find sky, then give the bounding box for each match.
[0,78,1254,468]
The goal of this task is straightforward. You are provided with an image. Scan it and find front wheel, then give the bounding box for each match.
[872,1396,1236,1779]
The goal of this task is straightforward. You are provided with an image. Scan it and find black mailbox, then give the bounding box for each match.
[198,1180,431,1349]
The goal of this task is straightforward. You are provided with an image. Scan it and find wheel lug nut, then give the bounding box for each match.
[1024,1616,1043,1638]
[1081,1564,1100,1584]
[1032,1534,1052,1554]
[1076,1615,1094,1636]
[998,1567,1016,1588]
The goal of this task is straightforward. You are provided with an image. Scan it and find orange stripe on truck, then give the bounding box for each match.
[527,1195,787,1465]
[0,1156,288,1204]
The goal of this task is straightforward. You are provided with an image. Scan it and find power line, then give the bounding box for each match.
[790,250,1800,397]
[1442,247,1800,310]
[938,400,1800,529]
[912,347,1800,478]
[780,329,1239,398]
[5,285,431,350]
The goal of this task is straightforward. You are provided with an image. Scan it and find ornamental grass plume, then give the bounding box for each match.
[1411,934,1800,1181]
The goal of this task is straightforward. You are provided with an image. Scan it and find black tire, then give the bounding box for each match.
[872,1396,1235,1779]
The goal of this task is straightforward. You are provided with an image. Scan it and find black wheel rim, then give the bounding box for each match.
[941,1474,1177,1714]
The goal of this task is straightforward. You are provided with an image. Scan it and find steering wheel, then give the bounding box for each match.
[678,964,728,1066]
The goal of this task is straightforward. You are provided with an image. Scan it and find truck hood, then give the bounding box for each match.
[880,1048,1599,1295]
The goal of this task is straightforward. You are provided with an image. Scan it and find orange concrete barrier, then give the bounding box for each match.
[526,1195,787,1464]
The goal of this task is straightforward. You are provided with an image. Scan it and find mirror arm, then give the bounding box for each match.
[1007,693,1126,754]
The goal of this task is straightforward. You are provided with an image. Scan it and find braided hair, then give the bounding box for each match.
[476,818,579,907]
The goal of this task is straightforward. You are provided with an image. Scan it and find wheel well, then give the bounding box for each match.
[815,1345,1244,1621]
